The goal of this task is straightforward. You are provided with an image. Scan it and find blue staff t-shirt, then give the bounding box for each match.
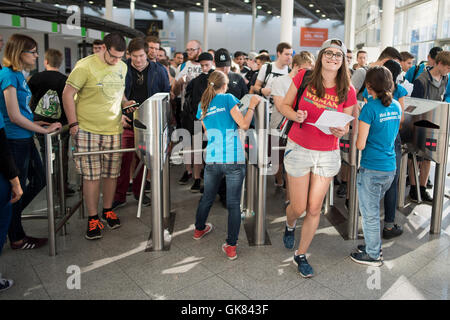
[0,67,33,139]
[196,93,244,163]
[362,84,408,102]
[359,98,401,172]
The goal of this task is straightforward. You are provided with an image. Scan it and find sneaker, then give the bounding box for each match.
[190,179,201,193]
[420,186,433,203]
[193,223,213,240]
[356,245,383,261]
[85,218,104,240]
[293,254,314,278]
[145,180,151,193]
[10,236,47,250]
[222,243,237,260]
[383,224,403,239]
[134,194,151,207]
[101,211,121,229]
[112,200,127,210]
[283,226,295,249]
[426,178,433,189]
[336,182,347,198]
[178,171,192,185]
[350,251,383,267]
[0,276,14,292]
[274,179,283,187]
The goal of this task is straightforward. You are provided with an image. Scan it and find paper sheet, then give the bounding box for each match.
[306,110,354,135]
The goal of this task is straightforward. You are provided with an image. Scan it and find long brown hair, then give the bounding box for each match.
[2,34,38,71]
[199,70,228,120]
[365,66,393,107]
[308,40,350,104]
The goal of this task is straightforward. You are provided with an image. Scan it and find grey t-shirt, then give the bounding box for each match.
[270,74,292,131]
[351,67,367,101]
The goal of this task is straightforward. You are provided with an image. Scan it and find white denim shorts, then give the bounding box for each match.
[283,139,341,178]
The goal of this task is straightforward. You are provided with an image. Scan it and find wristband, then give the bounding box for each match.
[69,122,79,129]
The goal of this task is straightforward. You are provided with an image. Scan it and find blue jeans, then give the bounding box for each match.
[7,138,46,242]
[383,134,401,224]
[0,174,12,255]
[195,163,245,246]
[357,167,395,259]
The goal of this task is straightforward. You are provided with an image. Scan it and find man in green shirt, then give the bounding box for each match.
[63,33,136,240]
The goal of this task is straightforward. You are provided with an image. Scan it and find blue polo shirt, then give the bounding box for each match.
[196,93,244,163]
[359,98,401,172]
[0,67,33,139]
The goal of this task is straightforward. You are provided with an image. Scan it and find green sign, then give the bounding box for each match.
[12,15,21,27]
[81,27,86,37]
[52,22,58,33]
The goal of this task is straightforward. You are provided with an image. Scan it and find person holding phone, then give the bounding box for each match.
[0,34,61,251]
[112,37,170,210]
[279,39,357,278]
[192,70,260,260]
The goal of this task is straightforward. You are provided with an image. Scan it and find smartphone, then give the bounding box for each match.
[122,102,140,113]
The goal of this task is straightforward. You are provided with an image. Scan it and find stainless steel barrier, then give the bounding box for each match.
[44,126,84,256]
[398,97,450,234]
[134,92,174,251]
[240,95,271,246]
[325,103,361,240]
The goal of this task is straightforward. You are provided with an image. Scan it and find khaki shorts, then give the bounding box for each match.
[73,129,122,181]
[284,139,341,178]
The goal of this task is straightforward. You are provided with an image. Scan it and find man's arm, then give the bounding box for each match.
[62,84,79,135]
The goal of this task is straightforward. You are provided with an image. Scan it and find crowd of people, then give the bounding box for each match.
[0,29,449,290]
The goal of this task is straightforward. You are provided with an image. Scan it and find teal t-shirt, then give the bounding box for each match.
[196,93,244,163]
[0,67,33,139]
[359,98,401,171]
[362,84,408,102]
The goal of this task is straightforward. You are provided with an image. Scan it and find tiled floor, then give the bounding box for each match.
[0,163,449,300]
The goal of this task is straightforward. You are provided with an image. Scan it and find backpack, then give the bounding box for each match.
[262,62,291,88]
[34,89,61,120]
[279,69,312,145]
[412,61,427,83]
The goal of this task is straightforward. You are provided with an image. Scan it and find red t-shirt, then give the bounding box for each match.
[287,69,357,151]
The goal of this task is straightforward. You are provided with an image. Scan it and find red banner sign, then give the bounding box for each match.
[300,28,328,47]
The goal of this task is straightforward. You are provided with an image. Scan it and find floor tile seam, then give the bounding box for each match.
[213,272,253,300]
[271,278,348,300]
[29,262,52,300]
[165,273,227,299]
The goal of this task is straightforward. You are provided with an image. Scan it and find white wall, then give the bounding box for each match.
[87,7,344,57]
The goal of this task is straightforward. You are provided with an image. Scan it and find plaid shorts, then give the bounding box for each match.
[73,129,122,181]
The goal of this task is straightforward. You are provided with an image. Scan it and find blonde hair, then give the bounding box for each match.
[293,51,315,68]
[199,71,228,120]
[2,34,38,71]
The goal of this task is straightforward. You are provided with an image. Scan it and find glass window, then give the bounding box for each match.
[443,0,450,38]
[405,0,438,44]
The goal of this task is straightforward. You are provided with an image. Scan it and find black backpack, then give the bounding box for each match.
[262,62,291,88]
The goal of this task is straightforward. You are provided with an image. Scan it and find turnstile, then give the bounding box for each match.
[134,92,174,250]
[240,95,271,246]
[398,97,450,234]
[325,102,361,240]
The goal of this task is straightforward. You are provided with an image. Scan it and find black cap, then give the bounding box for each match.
[214,48,231,67]
[196,52,214,62]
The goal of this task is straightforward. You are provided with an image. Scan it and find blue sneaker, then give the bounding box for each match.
[283,226,295,249]
[356,245,383,261]
[293,254,314,278]
[350,252,383,267]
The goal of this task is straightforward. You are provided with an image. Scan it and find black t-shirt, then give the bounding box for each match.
[186,69,213,117]
[125,64,150,125]
[227,71,248,99]
[28,70,68,124]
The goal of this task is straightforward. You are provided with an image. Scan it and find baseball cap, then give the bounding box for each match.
[247,51,258,61]
[214,48,231,67]
[320,39,347,55]
[196,52,214,62]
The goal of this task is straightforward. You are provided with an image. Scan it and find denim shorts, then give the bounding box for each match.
[283,139,341,178]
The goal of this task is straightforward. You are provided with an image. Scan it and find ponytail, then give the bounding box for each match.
[364,66,394,107]
[379,91,393,107]
[199,71,228,120]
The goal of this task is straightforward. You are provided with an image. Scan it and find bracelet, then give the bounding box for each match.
[69,122,79,129]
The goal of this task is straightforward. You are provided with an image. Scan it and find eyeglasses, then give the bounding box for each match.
[323,51,344,61]
[23,50,38,55]
[107,48,123,60]
[186,48,199,52]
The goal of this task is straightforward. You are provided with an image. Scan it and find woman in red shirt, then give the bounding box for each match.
[279,39,357,278]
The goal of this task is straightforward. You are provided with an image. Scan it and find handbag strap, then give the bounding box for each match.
[293,69,312,112]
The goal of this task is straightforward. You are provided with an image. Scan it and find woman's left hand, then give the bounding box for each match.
[330,126,347,138]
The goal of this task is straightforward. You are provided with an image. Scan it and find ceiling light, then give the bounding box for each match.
[321,14,326,17]
[309,4,314,7]
[244,0,250,3]
[88,1,94,4]
[212,8,216,11]
[276,15,280,18]
[152,4,157,8]
[257,5,262,9]
[196,2,201,6]
[267,10,272,14]
[316,9,320,13]
[170,9,175,12]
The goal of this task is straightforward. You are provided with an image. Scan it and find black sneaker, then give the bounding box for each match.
[350,251,383,267]
[145,180,151,193]
[178,171,192,185]
[112,200,127,210]
[134,194,151,207]
[0,276,14,292]
[101,210,121,229]
[409,186,419,202]
[426,178,433,189]
[420,186,433,203]
[356,245,383,260]
[293,254,314,278]
[190,179,201,193]
[336,182,347,198]
[85,218,104,240]
[383,224,403,239]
